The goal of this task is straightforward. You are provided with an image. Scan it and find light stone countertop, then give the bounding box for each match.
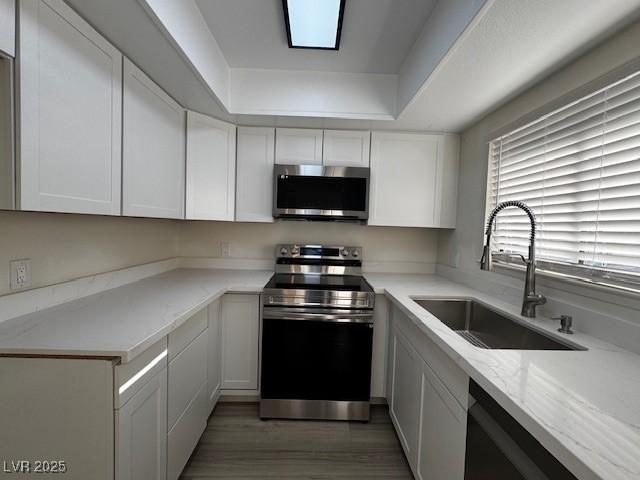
[0,267,638,479]
[364,272,640,480]
[0,268,273,362]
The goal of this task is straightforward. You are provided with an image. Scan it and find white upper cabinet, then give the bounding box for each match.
[236,127,275,223]
[0,0,15,57]
[323,130,370,167]
[275,128,323,165]
[123,58,185,219]
[18,0,122,215]
[185,111,236,221]
[369,132,459,228]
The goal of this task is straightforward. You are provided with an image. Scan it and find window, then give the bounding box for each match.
[487,69,640,292]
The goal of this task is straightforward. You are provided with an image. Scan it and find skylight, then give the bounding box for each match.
[283,0,345,50]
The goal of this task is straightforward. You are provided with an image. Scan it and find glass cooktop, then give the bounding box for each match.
[265,274,374,292]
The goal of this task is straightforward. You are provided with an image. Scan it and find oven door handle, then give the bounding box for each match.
[263,309,374,324]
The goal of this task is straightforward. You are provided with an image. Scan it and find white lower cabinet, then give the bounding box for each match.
[207,298,222,409]
[167,384,209,480]
[116,369,168,480]
[389,327,422,468]
[221,294,260,390]
[388,306,469,480]
[417,360,467,480]
[167,309,209,480]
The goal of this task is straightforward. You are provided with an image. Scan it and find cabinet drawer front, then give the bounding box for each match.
[167,383,208,480]
[115,338,167,408]
[169,307,207,361]
[168,330,207,429]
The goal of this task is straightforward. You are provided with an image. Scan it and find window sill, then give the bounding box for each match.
[492,261,640,303]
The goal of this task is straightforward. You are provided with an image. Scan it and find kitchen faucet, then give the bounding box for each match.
[480,200,546,318]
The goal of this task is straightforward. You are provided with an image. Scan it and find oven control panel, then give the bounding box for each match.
[276,244,362,260]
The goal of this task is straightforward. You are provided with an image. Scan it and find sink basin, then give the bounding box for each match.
[413,298,585,351]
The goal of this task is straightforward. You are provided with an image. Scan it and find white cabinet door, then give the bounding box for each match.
[186,111,236,221]
[236,127,275,222]
[275,128,323,165]
[123,58,185,219]
[435,134,460,228]
[207,298,222,411]
[389,327,422,469]
[370,294,389,398]
[18,0,122,215]
[0,0,15,56]
[221,294,260,390]
[417,360,466,480]
[116,368,167,480]
[369,132,440,227]
[323,130,370,167]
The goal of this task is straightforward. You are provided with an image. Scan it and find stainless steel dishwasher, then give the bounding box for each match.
[465,380,578,480]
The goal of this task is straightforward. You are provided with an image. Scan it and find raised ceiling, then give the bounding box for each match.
[195,0,437,74]
[66,0,640,132]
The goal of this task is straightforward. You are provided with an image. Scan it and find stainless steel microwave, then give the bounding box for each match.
[273,164,370,221]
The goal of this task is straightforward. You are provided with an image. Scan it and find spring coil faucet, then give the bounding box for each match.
[480,201,546,318]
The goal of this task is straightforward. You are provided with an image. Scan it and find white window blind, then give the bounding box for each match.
[488,69,640,291]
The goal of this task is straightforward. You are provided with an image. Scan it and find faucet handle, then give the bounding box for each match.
[551,314,573,334]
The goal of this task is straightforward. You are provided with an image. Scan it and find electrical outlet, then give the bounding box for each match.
[10,259,31,290]
[220,242,231,258]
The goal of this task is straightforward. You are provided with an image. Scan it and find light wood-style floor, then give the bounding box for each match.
[180,403,413,479]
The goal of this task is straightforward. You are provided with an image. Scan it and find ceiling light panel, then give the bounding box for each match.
[283,0,345,50]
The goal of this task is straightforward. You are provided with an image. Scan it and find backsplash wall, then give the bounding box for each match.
[0,210,180,296]
[178,220,439,273]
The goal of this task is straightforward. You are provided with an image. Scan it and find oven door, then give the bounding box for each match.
[260,307,374,420]
[273,164,369,220]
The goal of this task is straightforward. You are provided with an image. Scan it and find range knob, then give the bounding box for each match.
[291,246,300,255]
[280,247,289,255]
[341,248,350,257]
[352,249,359,258]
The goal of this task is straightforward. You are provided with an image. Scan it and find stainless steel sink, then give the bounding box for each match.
[413,298,586,351]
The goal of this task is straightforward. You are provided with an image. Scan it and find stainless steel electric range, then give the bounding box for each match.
[260,244,375,421]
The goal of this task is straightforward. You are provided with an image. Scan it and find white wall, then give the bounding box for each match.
[179,221,439,274]
[437,19,640,353]
[230,68,396,120]
[0,211,179,296]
